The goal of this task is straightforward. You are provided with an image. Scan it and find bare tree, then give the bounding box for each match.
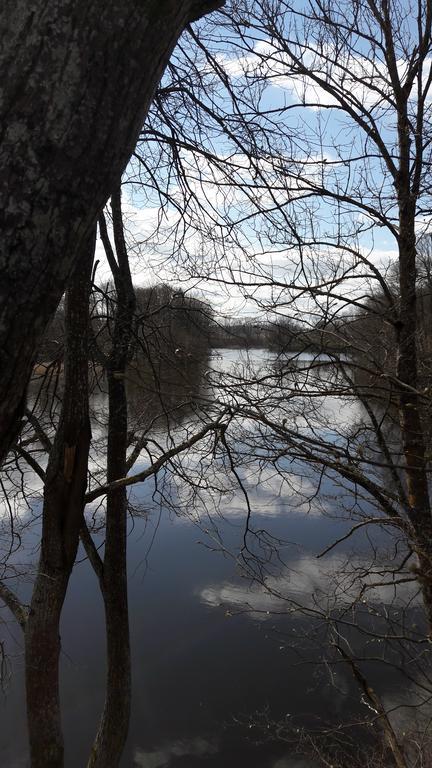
[122,2,432,762]
[156,0,432,622]
[24,231,95,768]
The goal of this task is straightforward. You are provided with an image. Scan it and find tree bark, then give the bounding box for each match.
[25,234,94,768]
[395,97,432,628]
[87,378,131,768]
[88,190,136,767]
[0,0,224,466]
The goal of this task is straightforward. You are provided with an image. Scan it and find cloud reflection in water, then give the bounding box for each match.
[200,551,421,619]
[134,736,218,767]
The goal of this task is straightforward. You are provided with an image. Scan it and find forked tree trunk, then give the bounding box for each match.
[0,0,224,466]
[25,235,94,768]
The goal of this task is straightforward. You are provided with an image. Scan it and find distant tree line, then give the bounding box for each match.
[38,283,213,365]
[310,235,432,374]
[36,237,432,374]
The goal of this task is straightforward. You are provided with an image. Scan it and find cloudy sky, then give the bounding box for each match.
[95,2,432,320]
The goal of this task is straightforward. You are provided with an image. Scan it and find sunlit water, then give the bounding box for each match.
[0,350,425,767]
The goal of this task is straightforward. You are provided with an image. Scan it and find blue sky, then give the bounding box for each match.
[96,1,432,321]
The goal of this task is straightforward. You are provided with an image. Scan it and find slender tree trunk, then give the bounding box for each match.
[396,105,432,627]
[25,234,94,768]
[0,0,224,466]
[88,190,136,767]
[88,379,131,768]
[397,212,430,528]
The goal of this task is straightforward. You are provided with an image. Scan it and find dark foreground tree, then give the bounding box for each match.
[0,0,224,465]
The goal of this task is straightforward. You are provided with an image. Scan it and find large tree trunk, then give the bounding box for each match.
[88,190,136,767]
[25,235,94,768]
[0,0,224,466]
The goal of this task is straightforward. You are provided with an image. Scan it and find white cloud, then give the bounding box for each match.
[219,39,432,111]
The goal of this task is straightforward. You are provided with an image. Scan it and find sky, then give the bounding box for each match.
[95,0,432,322]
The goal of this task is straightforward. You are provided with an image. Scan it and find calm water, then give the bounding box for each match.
[0,350,424,767]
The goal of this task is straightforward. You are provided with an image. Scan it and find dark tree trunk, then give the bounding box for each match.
[88,189,136,767]
[395,102,432,628]
[88,378,131,768]
[0,0,224,466]
[25,234,94,768]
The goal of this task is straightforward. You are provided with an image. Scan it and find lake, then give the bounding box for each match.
[0,349,427,767]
